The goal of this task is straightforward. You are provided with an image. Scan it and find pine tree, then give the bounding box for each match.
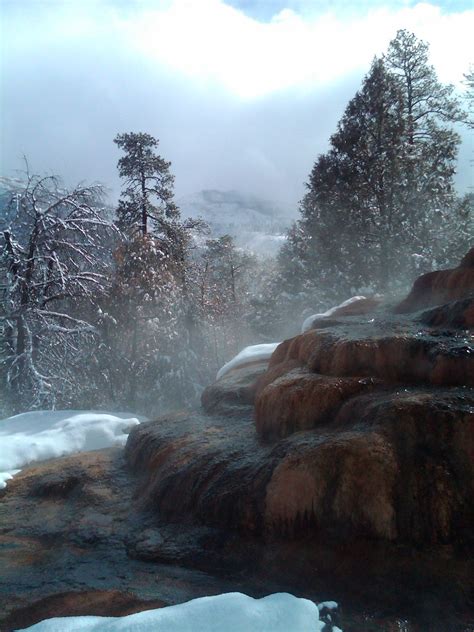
[282,31,465,302]
[297,57,406,292]
[114,132,178,237]
[385,29,463,265]
[464,66,474,128]
[108,132,207,413]
[196,235,256,369]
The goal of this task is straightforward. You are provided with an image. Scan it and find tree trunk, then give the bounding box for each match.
[129,316,139,409]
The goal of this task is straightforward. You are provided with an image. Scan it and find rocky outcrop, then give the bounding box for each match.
[394,248,474,313]
[255,369,380,440]
[1,590,166,632]
[2,442,472,632]
[130,253,474,552]
[127,389,473,545]
[420,297,474,329]
[264,325,473,389]
[0,450,238,631]
[201,360,269,415]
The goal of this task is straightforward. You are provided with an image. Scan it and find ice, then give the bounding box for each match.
[0,410,142,488]
[18,592,331,632]
[301,296,367,332]
[216,343,280,380]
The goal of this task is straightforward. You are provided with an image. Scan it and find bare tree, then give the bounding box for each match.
[0,172,115,410]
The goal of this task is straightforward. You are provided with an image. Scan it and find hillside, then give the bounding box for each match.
[178,189,295,257]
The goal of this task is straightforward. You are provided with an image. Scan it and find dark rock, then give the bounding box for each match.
[0,450,239,631]
[460,246,474,268]
[419,297,474,329]
[269,323,473,387]
[201,361,269,414]
[395,250,474,313]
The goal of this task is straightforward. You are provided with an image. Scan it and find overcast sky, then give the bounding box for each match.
[0,0,472,210]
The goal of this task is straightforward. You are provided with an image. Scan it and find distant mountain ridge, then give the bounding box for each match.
[0,181,294,257]
[178,189,294,256]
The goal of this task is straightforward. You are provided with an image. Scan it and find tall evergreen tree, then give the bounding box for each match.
[283,31,464,303]
[114,132,178,237]
[385,29,463,259]
[297,57,406,292]
[108,132,207,413]
[464,66,474,128]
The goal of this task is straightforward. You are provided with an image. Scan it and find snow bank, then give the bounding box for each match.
[216,343,280,380]
[0,410,141,488]
[19,592,332,632]
[301,296,367,333]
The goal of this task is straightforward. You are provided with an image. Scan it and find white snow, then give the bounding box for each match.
[301,296,367,333]
[19,592,334,632]
[318,600,339,610]
[0,410,142,488]
[216,343,280,380]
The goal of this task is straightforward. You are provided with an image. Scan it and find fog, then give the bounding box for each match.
[1,0,472,210]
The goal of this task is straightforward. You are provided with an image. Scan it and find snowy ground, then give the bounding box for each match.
[216,342,280,380]
[301,296,367,332]
[216,297,373,381]
[0,410,142,488]
[19,592,341,631]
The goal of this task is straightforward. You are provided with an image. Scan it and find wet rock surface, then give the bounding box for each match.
[420,297,474,329]
[0,450,244,631]
[2,442,473,632]
[127,388,473,544]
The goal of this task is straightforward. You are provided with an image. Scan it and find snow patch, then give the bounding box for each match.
[19,592,333,632]
[0,410,142,488]
[216,343,280,380]
[301,296,367,332]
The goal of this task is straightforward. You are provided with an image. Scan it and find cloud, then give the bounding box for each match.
[1,0,472,207]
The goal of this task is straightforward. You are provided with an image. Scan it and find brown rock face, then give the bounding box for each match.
[126,389,473,545]
[255,368,380,440]
[460,246,474,268]
[0,450,240,631]
[263,326,473,389]
[420,297,474,329]
[395,249,474,313]
[2,442,472,632]
[127,251,474,553]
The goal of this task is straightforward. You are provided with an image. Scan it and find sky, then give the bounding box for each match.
[0,0,472,211]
